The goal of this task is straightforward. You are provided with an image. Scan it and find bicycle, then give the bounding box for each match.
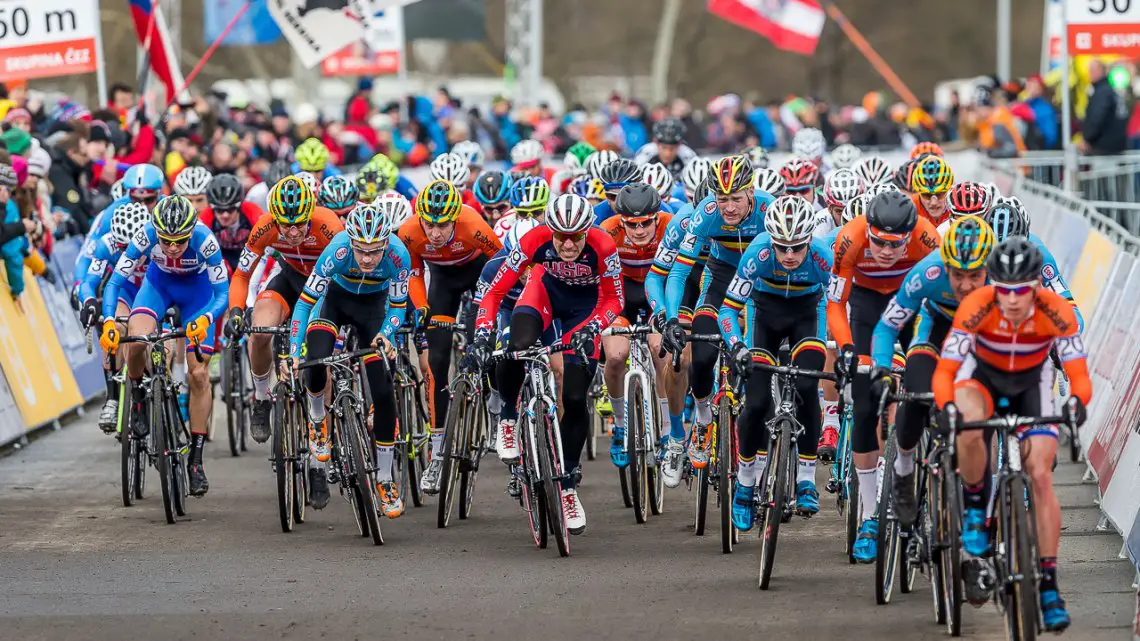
[585,367,606,462]
[391,326,431,509]
[220,335,251,457]
[604,323,665,525]
[297,327,384,546]
[495,342,576,557]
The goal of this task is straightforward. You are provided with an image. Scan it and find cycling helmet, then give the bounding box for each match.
[451,140,486,169]
[415,179,463,224]
[368,154,400,191]
[984,196,1031,241]
[473,170,512,205]
[829,143,862,169]
[853,156,892,186]
[295,171,319,195]
[866,180,901,199]
[374,191,413,228]
[614,183,662,220]
[743,146,770,170]
[979,182,1001,203]
[295,138,330,172]
[430,152,471,186]
[268,175,315,226]
[110,201,150,246]
[692,179,712,205]
[318,175,359,211]
[111,179,126,201]
[911,155,954,195]
[206,174,244,209]
[910,141,944,159]
[779,157,819,193]
[941,215,994,271]
[565,142,597,171]
[265,160,292,188]
[842,194,869,224]
[791,128,826,160]
[652,117,686,145]
[641,162,675,199]
[598,158,643,191]
[947,182,991,220]
[708,155,755,195]
[894,158,921,192]
[753,167,786,198]
[344,203,392,245]
[356,166,384,201]
[681,158,712,198]
[123,164,164,193]
[510,176,552,214]
[545,193,594,234]
[987,237,1044,284]
[152,195,198,240]
[504,217,542,252]
[585,150,620,180]
[866,191,918,239]
[765,196,817,244]
[823,168,864,209]
[569,176,606,201]
[510,139,544,167]
[173,166,212,196]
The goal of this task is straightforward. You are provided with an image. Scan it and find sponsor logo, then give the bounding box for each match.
[1039,301,1071,333]
[679,216,691,230]
[547,261,594,280]
[962,299,996,331]
[474,230,495,248]
[924,265,942,281]
[757,247,771,262]
[919,231,939,249]
[834,235,853,265]
[704,201,717,214]
[397,268,409,281]
[334,246,349,261]
[1041,264,1056,280]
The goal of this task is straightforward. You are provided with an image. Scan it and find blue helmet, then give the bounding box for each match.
[122,164,164,192]
[473,170,512,206]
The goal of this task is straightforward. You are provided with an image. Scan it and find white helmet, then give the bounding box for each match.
[765,196,816,245]
[510,139,544,166]
[853,156,892,187]
[865,181,900,199]
[111,179,126,201]
[585,150,620,180]
[110,201,150,246]
[980,182,1001,202]
[545,193,594,234]
[681,158,711,198]
[792,128,826,161]
[744,146,770,170]
[842,194,869,224]
[505,216,542,252]
[641,162,675,199]
[823,168,864,209]
[828,144,862,170]
[373,191,413,229]
[429,152,471,186]
[753,167,786,198]
[344,203,393,245]
[173,166,212,196]
[294,171,319,194]
[450,140,486,169]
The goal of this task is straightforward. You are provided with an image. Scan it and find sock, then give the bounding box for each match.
[823,399,840,428]
[1039,557,1058,592]
[857,467,878,521]
[105,374,119,400]
[797,455,816,485]
[894,450,915,476]
[669,412,685,440]
[374,443,394,482]
[430,431,444,460]
[963,481,987,510]
[252,370,272,401]
[610,395,626,429]
[695,396,712,425]
[131,382,146,407]
[876,456,885,499]
[307,391,326,424]
[754,453,769,483]
[658,398,670,429]
[737,456,757,487]
[190,433,206,465]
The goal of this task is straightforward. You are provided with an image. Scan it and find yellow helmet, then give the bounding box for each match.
[941,215,994,270]
[415,180,463,223]
[295,138,330,172]
[268,176,316,226]
[911,155,954,195]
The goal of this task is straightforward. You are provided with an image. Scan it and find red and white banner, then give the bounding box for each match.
[707,0,826,55]
[1066,0,1140,56]
[0,0,101,83]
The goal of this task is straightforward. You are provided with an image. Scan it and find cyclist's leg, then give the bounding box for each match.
[952,357,996,557]
[689,260,733,423]
[849,287,891,559]
[125,273,169,384]
[890,341,939,526]
[424,263,481,452]
[249,269,300,397]
[498,270,554,417]
[601,328,631,432]
[301,297,340,433]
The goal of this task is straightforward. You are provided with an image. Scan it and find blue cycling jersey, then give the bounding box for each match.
[869,252,963,369]
[593,199,616,225]
[79,236,146,304]
[74,197,128,285]
[646,203,706,314]
[394,175,418,201]
[663,192,776,319]
[1031,233,1084,331]
[717,233,832,347]
[474,248,524,309]
[288,232,411,358]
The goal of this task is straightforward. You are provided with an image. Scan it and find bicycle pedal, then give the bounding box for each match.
[824,479,839,493]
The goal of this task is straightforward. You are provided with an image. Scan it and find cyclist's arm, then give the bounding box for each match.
[566,244,624,337]
[102,227,151,320]
[1038,246,1085,332]
[407,250,428,312]
[78,240,112,304]
[717,243,763,347]
[1047,294,1093,405]
[870,264,927,369]
[825,225,859,348]
[912,305,936,344]
[474,247,527,337]
[229,220,271,310]
[473,251,507,306]
[395,175,418,201]
[289,243,343,358]
[199,236,231,324]
[381,244,412,339]
[665,207,712,319]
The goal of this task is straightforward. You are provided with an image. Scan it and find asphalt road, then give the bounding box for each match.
[0,405,1133,641]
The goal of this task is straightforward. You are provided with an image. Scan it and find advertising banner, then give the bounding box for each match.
[46,238,105,400]
[0,0,100,83]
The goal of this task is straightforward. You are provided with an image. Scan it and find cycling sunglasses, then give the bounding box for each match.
[157,235,190,247]
[773,242,809,254]
[483,202,511,216]
[352,242,389,257]
[131,190,159,205]
[867,232,909,249]
[994,281,1037,296]
[213,205,240,214]
[621,216,657,230]
[553,231,587,244]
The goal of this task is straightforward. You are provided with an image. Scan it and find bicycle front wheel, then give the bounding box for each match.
[758,419,791,590]
[536,399,570,557]
[717,394,738,554]
[627,379,648,524]
[941,451,964,636]
[345,402,383,546]
[119,379,138,507]
[458,394,486,520]
[518,412,547,549]
[224,347,241,457]
[875,437,900,605]
[154,386,177,525]
[694,462,710,536]
[273,393,295,533]
[1002,476,1039,641]
[437,382,469,529]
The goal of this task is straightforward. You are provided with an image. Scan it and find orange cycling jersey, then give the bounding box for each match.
[911,193,949,226]
[826,215,940,347]
[932,286,1092,408]
[228,207,343,310]
[398,205,502,310]
[600,213,673,283]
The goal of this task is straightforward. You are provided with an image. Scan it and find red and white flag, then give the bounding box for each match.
[707,0,826,55]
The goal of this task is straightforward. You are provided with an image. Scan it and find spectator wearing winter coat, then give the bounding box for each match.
[1081,60,1129,155]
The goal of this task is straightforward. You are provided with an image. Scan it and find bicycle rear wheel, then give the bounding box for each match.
[941,453,963,636]
[899,447,925,595]
[273,393,295,533]
[168,391,189,518]
[758,419,791,590]
[345,401,383,546]
[536,398,570,557]
[459,395,485,520]
[927,453,948,625]
[586,402,600,461]
[627,379,648,524]
[399,385,424,508]
[120,380,138,507]
[154,387,177,525]
[518,410,547,549]
[291,396,308,523]
[437,382,468,529]
[875,437,900,605]
[646,386,664,517]
[1002,476,1039,641]
[224,347,241,457]
[717,395,738,554]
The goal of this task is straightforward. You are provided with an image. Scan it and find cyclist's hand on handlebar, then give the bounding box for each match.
[415,306,431,329]
[662,318,686,355]
[224,306,244,339]
[99,319,119,353]
[728,341,752,379]
[1062,396,1087,428]
[649,310,668,334]
[69,283,81,311]
[835,343,857,378]
[936,402,959,437]
[186,315,210,346]
[570,322,600,361]
[372,333,397,360]
[461,339,490,372]
[79,297,99,330]
[869,366,895,401]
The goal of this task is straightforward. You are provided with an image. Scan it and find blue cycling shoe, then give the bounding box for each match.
[795,480,819,515]
[962,507,991,557]
[853,519,878,563]
[731,481,755,531]
[610,427,628,469]
[177,392,190,422]
[1040,589,1071,632]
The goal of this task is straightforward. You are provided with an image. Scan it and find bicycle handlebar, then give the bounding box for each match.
[120,329,204,363]
[296,348,378,371]
[602,325,655,337]
[957,414,1073,433]
[491,343,576,362]
[244,325,290,336]
[748,361,837,383]
[426,319,466,331]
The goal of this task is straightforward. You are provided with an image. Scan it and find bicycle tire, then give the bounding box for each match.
[459,395,485,520]
[899,444,924,595]
[618,464,633,508]
[345,400,383,546]
[717,394,738,554]
[875,437,900,605]
[758,418,791,590]
[927,452,948,625]
[694,463,710,535]
[400,386,424,508]
[647,383,664,517]
[586,402,600,461]
[627,378,648,524]
[154,385,177,525]
[273,394,295,533]
[334,415,368,538]
[292,396,308,523]
[942,450,964,636]
[224,347,241,457]
[518,408,547,549]
[120,380,137,507]
[536,397,570,557]
[168,391,189,518]
[1004,476,1039,641]
[437,381,467,529]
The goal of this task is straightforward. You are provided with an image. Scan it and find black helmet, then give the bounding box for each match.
[265,160,291,188]
[613,183,661,218]
[866,191,918,235]
[206,173,244,209]
[652,117,686,145]
[987,238,1044,284]
[597,158,643,188]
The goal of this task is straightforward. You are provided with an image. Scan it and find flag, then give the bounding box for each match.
[707,0,826,56]
[128,0,187,101]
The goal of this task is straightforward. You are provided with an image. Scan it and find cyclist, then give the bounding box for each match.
[814,167,864,239]
[743,146,770,170]
[428,152,481,213]
[289,203,411,516]
[828,143,862,170]
[510,139,557,184]
[398,180,502,495]
[792,127,827,169]
[592,158,644,224]
[933,238,1091,632]
[719,196,833,529]
[225,176,344,448]
[78,202,150,432]
[634,117,697,177]
[780,158,822,209]
[909,141,944,158]
[199,174,262,272]
[938,181,992,235]
[569,175,607,209]
[451,140,485,190]
[827,190,940,562]
[552,141,596,195]
[641,162,683,212]
[661,155,776,468]
[493,176,549,241]
[246,160,291,213]
[373,153,420,201]
[99,196,229,497]
[910,155,954,226]
[291,138,340,181]
[317,175,360,219]
[173,166,213,213]
[680,158,712,203]
[584,150,620,181]
[474,170,514,228]
[870,216,995,528]
[472,193,624,535]
[356,164,387,204]
[853,156,893,188]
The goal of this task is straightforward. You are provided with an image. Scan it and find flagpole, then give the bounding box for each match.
[818,1,921,110]
[167,1,251,108]
[136,0,163,110]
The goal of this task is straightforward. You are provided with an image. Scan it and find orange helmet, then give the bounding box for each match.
[909,142,944,159]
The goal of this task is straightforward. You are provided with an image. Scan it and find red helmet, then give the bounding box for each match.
[779,158,819,193]
[947,181,991,220]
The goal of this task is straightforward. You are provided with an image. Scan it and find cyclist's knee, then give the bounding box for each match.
[186,360,210,391]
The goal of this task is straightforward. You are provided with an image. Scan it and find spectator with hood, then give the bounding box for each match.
[1081,59,1129,155]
